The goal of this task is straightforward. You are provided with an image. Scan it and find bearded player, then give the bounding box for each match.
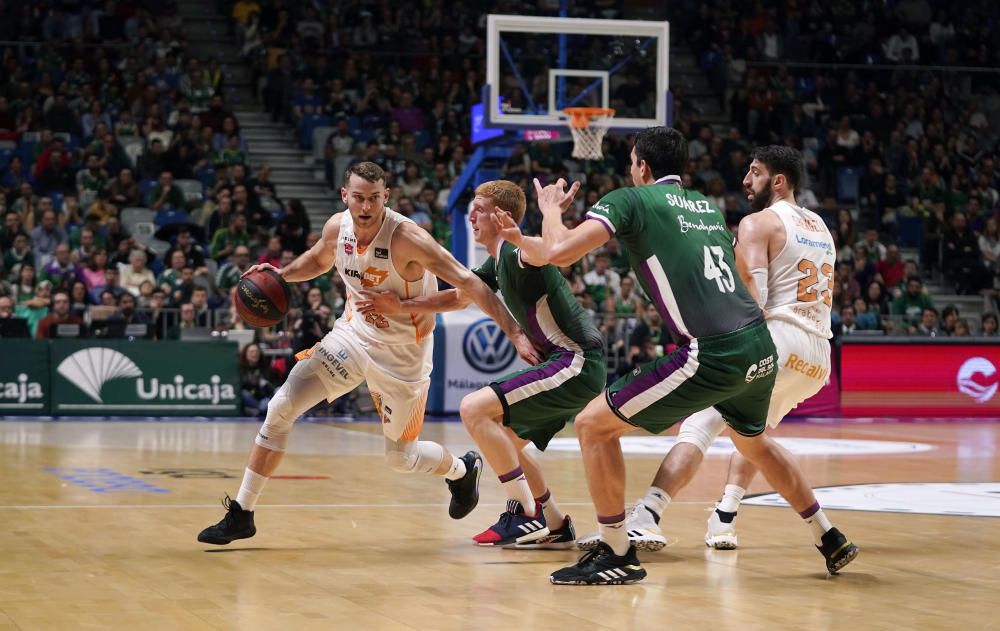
[198,162,541,545]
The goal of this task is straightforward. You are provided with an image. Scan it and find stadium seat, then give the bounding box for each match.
[121,207,155,237]
[897,214,924,249]
[312,126,336,160]
[300,114,332,150]
[175,179,204,204]
[836,167,860,203]
[120,137,145,169]
[154,208,189,227]
[46,192,64,213]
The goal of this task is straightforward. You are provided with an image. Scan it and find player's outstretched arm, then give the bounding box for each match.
[243,213,342,282]
[396,223,543,364]
[356,288,471,315]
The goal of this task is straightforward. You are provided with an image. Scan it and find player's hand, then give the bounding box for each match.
[491,212,524,245]
[356,289,402,315]
[241,262,279,279]
[510,329,543,365]
[533,177,581,216]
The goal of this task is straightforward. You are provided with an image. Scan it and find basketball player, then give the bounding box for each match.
[575,146,859,572]
[357,180,605,549]
[198,162,541,545]
[495,127,855,585]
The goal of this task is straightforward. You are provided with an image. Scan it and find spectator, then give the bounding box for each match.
[40,243,82,289]
[76,154,109,203]
[36,149,75,195]
[892,276,935,324]
[30,210,67,266]
[240,342,277,417]
[120,250,155,296]
[916,307,941,336]
[583,252,621,305]
[13,263,39,304]
[117,291,149,326]
[190,286,211,327]
[81,248,109,290]
[953,319,971,337]
[167,227,208,274]
[940,304,960,336]
[89,266,125,303]
[4,233,35,275]
[169,302,201,339]
[210,212,251,262]
[627,303,666,366]
[978,217,1000,276]
[68,280,94,318]
[108,169,141,208]
[138,139,169,180]
[943,212,989,295]
[148,171,187,210]
[836,305,857,336]
[853,298,880,331]
[16,279,52,336]
[865,281,892,316]
[981,313,998,337]
[856,228,887,263]
[258,235,283,268]
[217,245,252,294]
[35,291,83,339]
[876,244,906,289]
[0,295,14,320]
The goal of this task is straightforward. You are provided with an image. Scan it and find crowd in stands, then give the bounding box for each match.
[2,1,1000,404]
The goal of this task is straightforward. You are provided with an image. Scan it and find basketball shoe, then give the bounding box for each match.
[508,515,577,549]
[705,505,738,550]
[817,527,859,574]
[472,500,548,546]
[549,542,646,585]
[446,450,483,519]
[576,501,667,552]
[197,496,256,545]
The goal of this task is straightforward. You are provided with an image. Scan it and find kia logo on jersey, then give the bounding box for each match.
[957,357,998,403]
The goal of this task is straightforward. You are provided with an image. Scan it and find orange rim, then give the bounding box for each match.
[563,107,616,129]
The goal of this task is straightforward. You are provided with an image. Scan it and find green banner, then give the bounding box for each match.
[49,340,240,416]
[0,340,50,413]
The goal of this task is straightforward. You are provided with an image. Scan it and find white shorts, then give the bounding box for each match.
[303,319,433,442]
[678,320,831,447]
[763,319,831,428]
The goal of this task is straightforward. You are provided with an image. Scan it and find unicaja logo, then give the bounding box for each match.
[57,348,142,403]
[956,357,998,404]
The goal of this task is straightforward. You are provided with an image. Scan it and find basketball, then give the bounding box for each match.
[235,269,290,328]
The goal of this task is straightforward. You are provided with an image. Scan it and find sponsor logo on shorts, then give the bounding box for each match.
[744,354,775,383]
[957,357,998,403]
[463,318,517,373]
[375,247,388,259]
[315,346,351,379]
[784,353,828,381]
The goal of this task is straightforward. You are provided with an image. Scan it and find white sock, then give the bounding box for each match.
[640,486,671,518]
[498,466,535,512]
[599,514,630,556]
[536,489,564,525]
[717,484,746,514]
[443,455,467,481]
[235,467,267,511]
[801,504,833,546]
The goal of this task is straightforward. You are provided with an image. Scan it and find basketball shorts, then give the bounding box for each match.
[762,319,831,427]
[301,319,433,442]
[489,348,606,451]
[606,319,778,437]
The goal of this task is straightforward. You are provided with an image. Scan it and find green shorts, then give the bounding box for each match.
[490,347,606,450]
[606,320,777,437]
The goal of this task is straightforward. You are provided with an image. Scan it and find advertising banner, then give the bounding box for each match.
[0,340,49,413]
[49,340,240,416]
[428,307,528,414]
[840,341,1000,417]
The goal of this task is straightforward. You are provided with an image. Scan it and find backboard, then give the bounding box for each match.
[484,14,669,132]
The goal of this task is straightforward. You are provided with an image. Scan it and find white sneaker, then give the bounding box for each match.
[576,502,667,552]
[704,506,738,549]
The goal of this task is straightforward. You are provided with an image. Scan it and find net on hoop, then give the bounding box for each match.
[563,107,615,160]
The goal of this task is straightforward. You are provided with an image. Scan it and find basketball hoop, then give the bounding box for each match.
[563,107,615,160]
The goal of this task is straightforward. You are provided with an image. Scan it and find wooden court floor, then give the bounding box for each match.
[0,418,996,630]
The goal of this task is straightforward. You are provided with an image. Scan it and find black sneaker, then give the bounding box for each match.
[509,515,576,549]
[817,527,859,574]
[446,451,483,519]
[197,496,256,545]
[549,542,647,585]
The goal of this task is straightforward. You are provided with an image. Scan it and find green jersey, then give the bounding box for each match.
[586,177,760,340]
[473,241,603,353]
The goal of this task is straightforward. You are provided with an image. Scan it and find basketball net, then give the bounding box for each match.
[564,107,615,161]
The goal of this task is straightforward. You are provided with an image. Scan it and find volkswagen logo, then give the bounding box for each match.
[957,357,998,404]
[463,318,517,373]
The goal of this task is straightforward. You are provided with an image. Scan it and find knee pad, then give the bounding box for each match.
[677,408,727,455]
[254,388,296,452]
[384,438,444,474]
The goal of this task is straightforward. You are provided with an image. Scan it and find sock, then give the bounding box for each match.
[799,502,833,546]
[717,484,746,514]
[715,508,737,523]
[640,486,671,522]
[498,466,535,512]
[598,512,629,556]
[443,455,467,481]
[536,489,565,526]
[235,467,267,511]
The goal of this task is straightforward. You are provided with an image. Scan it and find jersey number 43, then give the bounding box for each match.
[703,246,736,293]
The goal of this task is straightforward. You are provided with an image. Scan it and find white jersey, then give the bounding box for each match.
[336,208,437,351]
[763,200,834,339]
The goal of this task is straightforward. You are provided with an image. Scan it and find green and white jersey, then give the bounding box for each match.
[473,241,603,353]
[586,176,760,341]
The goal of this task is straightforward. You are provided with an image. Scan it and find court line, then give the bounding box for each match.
[0,501,708,510]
